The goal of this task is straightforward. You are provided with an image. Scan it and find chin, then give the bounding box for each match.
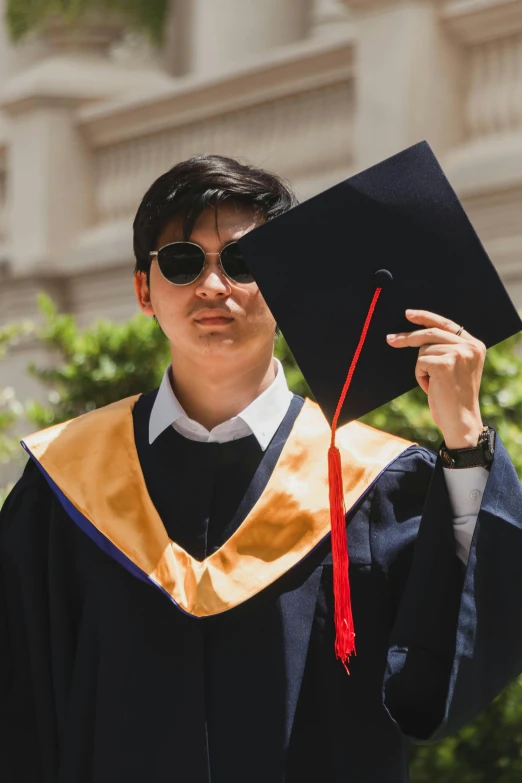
[195,332,239,353]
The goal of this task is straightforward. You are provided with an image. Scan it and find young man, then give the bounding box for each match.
[1,155,522,783]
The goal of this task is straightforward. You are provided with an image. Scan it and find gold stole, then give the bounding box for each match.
[23,396,412,617]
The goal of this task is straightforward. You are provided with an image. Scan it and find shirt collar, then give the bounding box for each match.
[149,358,293,451]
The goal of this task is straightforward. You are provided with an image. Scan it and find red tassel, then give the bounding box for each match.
[328,444,355,671]
[329,286,383,673]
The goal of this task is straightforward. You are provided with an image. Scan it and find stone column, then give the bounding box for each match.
[2,95,94,273]
[0,24,169,274]
[178,0,310,76]
[311,0,354,40]
[344,0,465,168]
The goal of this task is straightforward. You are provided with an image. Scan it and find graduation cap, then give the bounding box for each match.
[237,140,522,669]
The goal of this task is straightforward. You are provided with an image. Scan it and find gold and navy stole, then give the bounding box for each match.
[21,396,413,617]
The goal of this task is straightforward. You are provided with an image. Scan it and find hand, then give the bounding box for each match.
[386,309,486,449]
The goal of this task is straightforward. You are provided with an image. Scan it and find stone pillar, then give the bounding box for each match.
[179,0,310,76]
[311,0,354,40]
[0,26,170,274]
[345,0,465,168]
[2,97,94,273]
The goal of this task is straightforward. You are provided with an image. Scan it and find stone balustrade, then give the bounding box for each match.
[465,33,522,138]
[441,0,522,140]
[90,80,354,225]
[0,0,521,289]
[77,37,355,234]
[442,0,522,44]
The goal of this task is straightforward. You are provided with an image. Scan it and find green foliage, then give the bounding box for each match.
[0,321,33,456]
[274,332,312,399]
[6,0,170,44]
[26,294,170,428]
[0,320,34,506]
[0,385,23,459]
[410,677,522,782]
[362,331,522,476]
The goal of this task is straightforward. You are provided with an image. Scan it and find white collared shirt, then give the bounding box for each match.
[149,359,488,565]
[149,358,293,451]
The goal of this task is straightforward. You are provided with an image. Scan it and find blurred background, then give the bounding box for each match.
[0,1,522,779]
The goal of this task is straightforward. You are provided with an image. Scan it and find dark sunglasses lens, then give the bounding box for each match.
[157,243,205,285]
[221,243,254,284]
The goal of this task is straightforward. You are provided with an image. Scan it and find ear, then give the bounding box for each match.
[134,272,155,317]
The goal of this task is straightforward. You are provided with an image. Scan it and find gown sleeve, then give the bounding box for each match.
[0,460,83,782]
[378,436,522,742]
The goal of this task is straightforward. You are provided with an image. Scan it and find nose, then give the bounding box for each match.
[194,257,231,298]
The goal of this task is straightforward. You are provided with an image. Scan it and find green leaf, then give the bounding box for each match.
[5,0,170,44]
[26,297,170,426]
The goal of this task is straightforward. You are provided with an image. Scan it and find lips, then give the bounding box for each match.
[195,309,234,326]
[194,310,234,325]
[196,317,233,324]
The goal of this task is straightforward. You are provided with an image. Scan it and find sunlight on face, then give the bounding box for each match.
[135,203,277,367]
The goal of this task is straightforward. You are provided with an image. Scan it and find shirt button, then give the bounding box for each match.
[470,489,481,501]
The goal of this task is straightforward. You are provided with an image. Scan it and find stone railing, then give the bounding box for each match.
[3,0,522,277]
[436,1,522,288]
[466,33,522,138]
[436,0,522,209]
[78,37,355,230]
[442,0,522,141]
[93,81,353,223]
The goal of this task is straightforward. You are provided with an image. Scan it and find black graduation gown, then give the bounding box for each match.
[1,391,522,783]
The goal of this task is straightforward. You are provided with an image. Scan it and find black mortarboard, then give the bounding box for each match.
[237,140,522,671]
[238,141,522,426]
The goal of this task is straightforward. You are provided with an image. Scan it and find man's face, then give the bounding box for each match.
[134,203,277,364]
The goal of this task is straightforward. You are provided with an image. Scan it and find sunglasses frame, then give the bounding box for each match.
[149,240,253,286]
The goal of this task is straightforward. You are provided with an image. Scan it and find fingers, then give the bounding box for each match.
[389,330,486,365]
[406,309,487,346]
[405,309,465,336]
[390,310,486,417]
[387,326,464,348]
[415,354,453,393]
[417,343,479,361]
[388,310,486,352]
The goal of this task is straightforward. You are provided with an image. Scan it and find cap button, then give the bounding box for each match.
[374,269,394,288]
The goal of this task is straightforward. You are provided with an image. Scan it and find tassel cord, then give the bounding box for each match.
[329,286,383,672]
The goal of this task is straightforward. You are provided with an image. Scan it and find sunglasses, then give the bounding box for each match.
[149,241,255,286]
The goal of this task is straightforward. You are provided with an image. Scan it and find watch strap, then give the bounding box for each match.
[439,426,495,469]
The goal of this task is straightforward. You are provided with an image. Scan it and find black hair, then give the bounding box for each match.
[133,154,298,279]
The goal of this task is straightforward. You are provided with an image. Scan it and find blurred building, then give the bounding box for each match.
[1,0,522,405]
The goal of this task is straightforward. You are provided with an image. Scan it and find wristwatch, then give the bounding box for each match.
[439,426,495,469]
